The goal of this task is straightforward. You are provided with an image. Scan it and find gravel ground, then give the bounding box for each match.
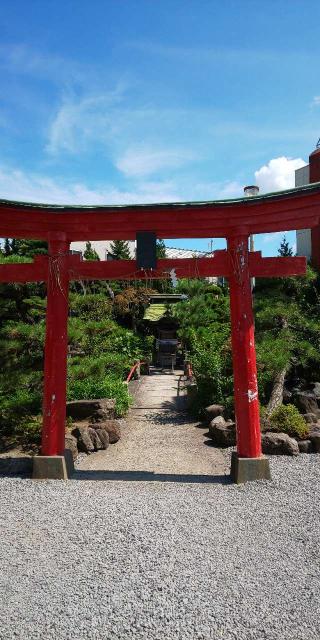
[0,454,320,640]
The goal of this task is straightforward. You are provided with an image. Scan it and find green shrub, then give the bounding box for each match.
[0,387,42,422]
[67,374,132,417]
[69,353,133,381]
[268,404,308,439]
[187,328,233,417]
[69,294,112,321]
[69,316,152,363]
[14,415,42,449]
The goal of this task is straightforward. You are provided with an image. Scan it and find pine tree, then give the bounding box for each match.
[156,239,167,258]
[109,240,131,260]
[3,238,11,256]
[278,235,293,257]
[3,239,48,257]
[83,241,100,261]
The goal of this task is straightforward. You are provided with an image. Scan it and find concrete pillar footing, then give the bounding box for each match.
[32,455,69,480]
[231,451,271,484]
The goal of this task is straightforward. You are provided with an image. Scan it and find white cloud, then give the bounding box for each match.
[126,42,310,68]
[47,91,125,155]
[0,165,181,205]
[311,96,320,107]
[216,181,243,199]
[254,156,307,193]
[262,231,283,244]
[115,146,196,177]
[188,180,243,200]
[48,92,314,159]
[0,162,247,214]
[0,43,96,88]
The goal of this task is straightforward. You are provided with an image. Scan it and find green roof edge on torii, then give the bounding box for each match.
[0,181,320,240]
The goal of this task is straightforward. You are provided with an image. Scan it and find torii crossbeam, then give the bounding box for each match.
[0,182,319,482]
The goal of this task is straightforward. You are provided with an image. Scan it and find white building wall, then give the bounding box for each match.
[295,165,309,187]
[296,229,312,260]
[295,164,311,259]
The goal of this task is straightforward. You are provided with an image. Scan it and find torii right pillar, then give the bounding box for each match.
[227,235,271,483]
[309,147,320,270]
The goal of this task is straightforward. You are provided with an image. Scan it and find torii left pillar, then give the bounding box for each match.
[228,235,270,483]
[33,233,71,480]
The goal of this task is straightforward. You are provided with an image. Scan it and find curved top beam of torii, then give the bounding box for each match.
[0,182,320,240]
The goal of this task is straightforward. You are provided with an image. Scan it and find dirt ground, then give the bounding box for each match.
[77,370,228,479]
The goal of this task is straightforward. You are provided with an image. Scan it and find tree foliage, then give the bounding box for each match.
[109,240,131,260]
[2,238,48,258]
[278,235,293,257]
[83,241,100,261]
[113,286,157,330]
[173,269,320,417]
[156,239,167,258]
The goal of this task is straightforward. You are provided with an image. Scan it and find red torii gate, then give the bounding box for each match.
[0,182,319,482]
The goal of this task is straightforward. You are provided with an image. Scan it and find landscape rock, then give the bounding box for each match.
[204,404,225,424]
[211,415,226,426]
[308,424,320,432]
[89,407,115,423]
[71,426,94,453]
[293,392,319,416]
[88,428,104,451]
[261,432,299,456]
[309,431,320,453]
[208,421,236,447]
[282,387,292,403]
[312,382,320,399]
[90,420,121,444]
[65,433,78,461]
[303,413,318,424]
[298,440,313,454]
[95,429,110,449]
[67,399,116,421]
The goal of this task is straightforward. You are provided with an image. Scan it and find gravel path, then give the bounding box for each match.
[0,454,320,639]
[78,371,227,477]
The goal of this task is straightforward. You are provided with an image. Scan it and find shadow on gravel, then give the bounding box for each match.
[0,457,32,477]
[131,399,188,413]
[134,410,198,426]
[71,469,231,484]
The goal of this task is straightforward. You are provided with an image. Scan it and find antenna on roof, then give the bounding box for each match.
[316,138,320,149]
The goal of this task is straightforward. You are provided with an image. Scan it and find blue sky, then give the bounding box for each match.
[0,0,319,255]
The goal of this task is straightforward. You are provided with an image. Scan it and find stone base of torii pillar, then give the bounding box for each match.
[231,452,271,484]
[32,450,74,480]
